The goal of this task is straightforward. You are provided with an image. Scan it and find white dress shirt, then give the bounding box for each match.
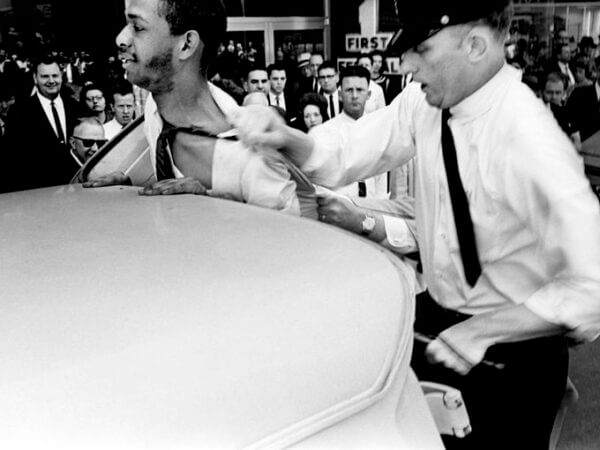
[268,91,286,111]
[103,118,124,141]
[305,64,600,341]
[311,111,388,199]
[36,92,67,141]
[142,84,302,216]
[365,80,386,115]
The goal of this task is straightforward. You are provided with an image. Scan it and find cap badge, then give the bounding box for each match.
[440,15,450,25]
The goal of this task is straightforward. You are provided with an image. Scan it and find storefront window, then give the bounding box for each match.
[223,0,324,17]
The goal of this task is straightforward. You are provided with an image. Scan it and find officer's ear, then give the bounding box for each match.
[464,26,490,62]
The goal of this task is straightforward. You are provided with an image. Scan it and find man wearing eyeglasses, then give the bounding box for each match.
[70,117,107,165]
[317,61,340,119]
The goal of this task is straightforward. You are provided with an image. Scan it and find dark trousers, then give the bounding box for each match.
[411,291,569,450]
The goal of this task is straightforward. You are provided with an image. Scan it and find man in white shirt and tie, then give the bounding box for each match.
[232,0,600,447]
[317,61,340,119]
[313,65,388,200]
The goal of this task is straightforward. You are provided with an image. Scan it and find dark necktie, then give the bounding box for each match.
[358,181,367,197]
[155,121,177,181]
[329,94,336,118]
[50,100,66,144]
[313,78,319,92]
[441,109,481,287]
[275,95,281,107]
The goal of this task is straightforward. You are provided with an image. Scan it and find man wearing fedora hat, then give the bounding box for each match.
[232,0,600,447]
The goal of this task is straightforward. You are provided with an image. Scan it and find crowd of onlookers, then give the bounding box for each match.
[1,27,600,194]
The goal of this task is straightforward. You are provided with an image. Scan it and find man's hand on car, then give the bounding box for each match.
[316,191,362,234]
[83,171,131,188]
[138,177,207,196]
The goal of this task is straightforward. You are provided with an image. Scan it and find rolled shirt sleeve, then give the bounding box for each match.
[501,106,600,341]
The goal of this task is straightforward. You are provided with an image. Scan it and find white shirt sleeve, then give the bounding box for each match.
[501,114,600,341]
[303,87,418,189]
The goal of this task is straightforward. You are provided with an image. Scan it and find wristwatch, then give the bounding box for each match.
[361,213,376,236]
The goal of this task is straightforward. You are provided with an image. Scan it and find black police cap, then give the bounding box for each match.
[387,0,511,55]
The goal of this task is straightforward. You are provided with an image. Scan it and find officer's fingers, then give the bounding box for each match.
[426,340,472,375]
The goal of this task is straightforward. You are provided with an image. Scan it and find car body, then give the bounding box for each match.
[0,179,442,448]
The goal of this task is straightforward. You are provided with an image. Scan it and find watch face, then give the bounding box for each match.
[362,215,376,235]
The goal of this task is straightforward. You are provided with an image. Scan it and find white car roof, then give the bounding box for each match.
[0,185,417,448]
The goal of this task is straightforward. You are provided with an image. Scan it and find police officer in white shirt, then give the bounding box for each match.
[233,1,600,447]
[314,65,388,200]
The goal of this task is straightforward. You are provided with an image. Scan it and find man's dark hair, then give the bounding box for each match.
[357,53,372,64]
[33,53,61,74]
[244,65,268,81]
[158,0,227,75]
[267,63,286,77]
[339,65,371,85]
[478,3,513,37]
[545,71,567,90]
[110,81,134,102]
[317,60,337,74]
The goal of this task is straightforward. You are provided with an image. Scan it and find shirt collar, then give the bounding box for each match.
[36,92,63,108]
[146,82,240,138]
[450,63,520,122]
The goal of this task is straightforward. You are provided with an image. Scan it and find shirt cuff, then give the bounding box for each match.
[382,215,417,253]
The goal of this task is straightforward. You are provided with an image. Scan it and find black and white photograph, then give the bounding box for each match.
[1,0,599,448]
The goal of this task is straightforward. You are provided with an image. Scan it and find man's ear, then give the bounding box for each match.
[465,27,489,62]
[178,30,202,61]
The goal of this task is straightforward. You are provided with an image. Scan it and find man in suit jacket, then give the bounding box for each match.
[317,60,341,119]
[2,54,79,192]
[266,63,296,120]
[567,77,600,142]
[566,78,600,142]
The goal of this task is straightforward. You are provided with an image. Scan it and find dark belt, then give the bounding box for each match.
[414,290,471,337]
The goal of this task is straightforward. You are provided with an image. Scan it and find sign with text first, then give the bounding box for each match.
[345,33,394,53]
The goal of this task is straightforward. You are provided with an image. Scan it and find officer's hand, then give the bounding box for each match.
[425,324,489,375]
[316,192,363,234]
[83,171,131,188]
[230,105,289,150]
[138,177,207,196]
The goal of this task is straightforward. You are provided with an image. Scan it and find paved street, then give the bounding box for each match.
[558,341,600,449]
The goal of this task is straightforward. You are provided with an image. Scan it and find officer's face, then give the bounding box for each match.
[399,27,472,109]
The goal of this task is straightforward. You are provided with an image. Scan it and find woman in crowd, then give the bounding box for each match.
[291,92,329,133]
